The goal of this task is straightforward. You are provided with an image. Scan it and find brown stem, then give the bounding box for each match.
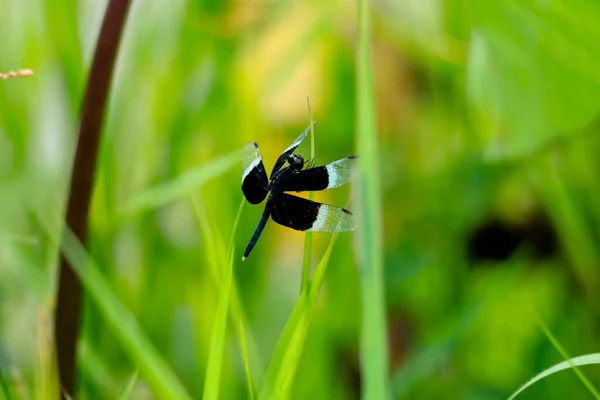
[54,1,131,397]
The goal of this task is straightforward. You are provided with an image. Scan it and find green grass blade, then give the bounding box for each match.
[259,231,341,400]
[533,314,600,399]
[117,371,139,400]
[191,192,227,282]
[32,206,193,400]
[203,199,245,400]
[79,340,116,397]
[231,290,264,390]
[238,317,255,400]
[356,0,390,397]
[300,97,316,294]
[192,192,262,388]
[191,195,264,393]
[118,150,241,219]
[508,354,600,400]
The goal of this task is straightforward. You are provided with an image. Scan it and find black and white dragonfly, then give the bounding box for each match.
[241,124,357,260]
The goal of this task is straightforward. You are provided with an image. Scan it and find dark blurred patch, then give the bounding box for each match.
[387,309,415,369]
[467,219,526,262]
[335,310,415,398]
[335,348,361,399]
[526,212,560,259]
[467,211,559,263]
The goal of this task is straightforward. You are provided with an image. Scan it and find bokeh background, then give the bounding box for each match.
[2,0,600,399]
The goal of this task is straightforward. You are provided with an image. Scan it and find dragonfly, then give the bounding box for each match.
[241,124,357,260]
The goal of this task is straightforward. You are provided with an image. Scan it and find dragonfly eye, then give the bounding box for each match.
[288,154,304,171]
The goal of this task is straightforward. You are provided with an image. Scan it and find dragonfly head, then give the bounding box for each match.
[288,153,304,172]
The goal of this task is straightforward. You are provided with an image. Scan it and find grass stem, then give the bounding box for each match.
[301,96,316,294]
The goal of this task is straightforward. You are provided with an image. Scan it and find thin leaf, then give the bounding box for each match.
[119,150,241,219]
[191,195,263,392]
[191,192,227,282]
[31,205,193,400]
[533,313,600,399]
[356,0,390,397]
[79,340,116,397]
[300,96,316,294]
[508,354,600,400]
[117,371,139,400]
[238,318,255,400]
[259,230,341,400]
[203,199,245,400]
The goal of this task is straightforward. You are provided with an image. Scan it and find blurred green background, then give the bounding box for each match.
[2,0,600,399]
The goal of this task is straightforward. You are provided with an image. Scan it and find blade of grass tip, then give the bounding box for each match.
[357,0,390,397]
[0,69,34,79]
[31,204,193,400]
[300,95,316,294]
[203,199,245,400]
[260,196,347,400]
[508,354,600,400]
[238,317,255,400]
[117,371,139,400]
[531,310,600,399]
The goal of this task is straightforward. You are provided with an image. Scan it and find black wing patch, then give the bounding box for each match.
[270,193,356,232]
[277,156,357,193]
[242,142,269,204]
[270,122,315,177]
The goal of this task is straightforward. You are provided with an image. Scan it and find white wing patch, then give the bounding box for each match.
[325,157,353,189]
[242,142,263,183]
[309,205,356,232]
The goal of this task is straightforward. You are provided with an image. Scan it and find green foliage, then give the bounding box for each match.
[357,0,390,397]
[260,228,341,399]
[509,354,600,400]
[32,200,193,399]
[2,0,600,398]
[116,371,138,400]
[201,199,245,400]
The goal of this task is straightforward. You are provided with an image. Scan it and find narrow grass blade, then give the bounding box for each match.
[203,199,245,400]
[508,354,600,400]
[192,194,263,392]
[119,150,241,219]
[79,340,115,397]
[259,231,341,400]
[32,205,193,400]
[191,192,227,281]
[356,0,390,397]
[238,318,255,400]
[34,310,58,400]
[300,96,316,293]
[533,313,600,399]
[117,371,139,400]
[231,289,264,390]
